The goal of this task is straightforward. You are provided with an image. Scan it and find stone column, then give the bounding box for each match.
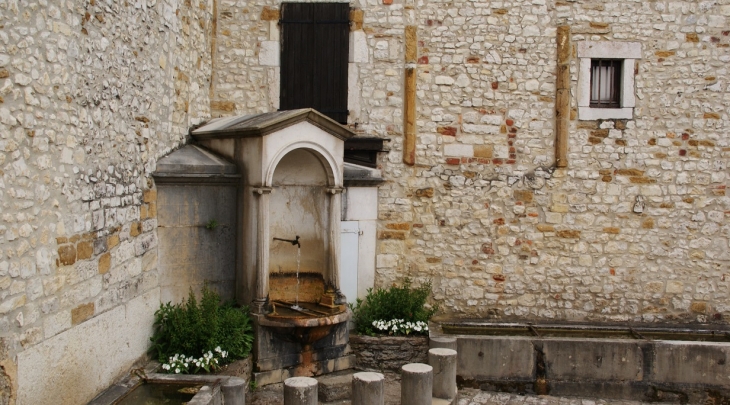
[429,348,457,401]
[429,336,457,351]
[327,187,344,303]
[252,187,272,313]
[284,377,318,405]
[352,372,384,405]
[401,363,432,405]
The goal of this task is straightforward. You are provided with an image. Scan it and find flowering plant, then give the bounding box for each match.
[351,278,437,336]
[161,346,229,374]
[371,319,429,336]
[150,284,253,371]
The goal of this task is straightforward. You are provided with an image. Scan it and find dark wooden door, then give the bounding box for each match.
[280,3,350,124]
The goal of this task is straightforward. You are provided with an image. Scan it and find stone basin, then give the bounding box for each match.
[431,319,730,402]
[259,303,350,345]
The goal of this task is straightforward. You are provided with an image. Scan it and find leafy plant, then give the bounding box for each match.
[206,219,219,230]
[351,278,437,336]
[150,284,253,372]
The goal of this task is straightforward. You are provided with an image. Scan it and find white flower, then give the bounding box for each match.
[175,368,180,374]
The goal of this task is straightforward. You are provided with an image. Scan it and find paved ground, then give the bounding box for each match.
[246,371,677,405]
[456,389,675,405]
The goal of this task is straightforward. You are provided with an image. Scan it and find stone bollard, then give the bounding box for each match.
[429,348,457,401]
[284,377,318,405]
[429,336,457,351]
[352,372,384,405]
[401,363,433,405]
[220,377,247,405]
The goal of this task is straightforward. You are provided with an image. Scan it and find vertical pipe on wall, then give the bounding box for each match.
[403,25,417,165]
[555,25,571,168]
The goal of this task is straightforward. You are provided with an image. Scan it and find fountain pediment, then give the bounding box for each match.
[192,108,354,141]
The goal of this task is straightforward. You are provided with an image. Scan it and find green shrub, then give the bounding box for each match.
[351,278,437,336]
[150,284,253,371]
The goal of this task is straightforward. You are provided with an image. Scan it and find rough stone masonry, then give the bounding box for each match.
[211,0,730,323]
[0,0,729,403]
[0,0,214,403]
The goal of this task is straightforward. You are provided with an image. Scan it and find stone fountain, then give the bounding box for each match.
[192,109,355,384]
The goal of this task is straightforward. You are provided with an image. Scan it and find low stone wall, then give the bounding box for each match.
[455,334,730,403]
[217,357,253,383]
[350,334,429,372]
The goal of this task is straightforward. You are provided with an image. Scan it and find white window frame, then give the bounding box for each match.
[577,41,641,121]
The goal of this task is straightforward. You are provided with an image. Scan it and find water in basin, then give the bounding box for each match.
[115,383,201,405]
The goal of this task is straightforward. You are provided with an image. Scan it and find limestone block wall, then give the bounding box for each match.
[214,0,729,324]
[209,0,280,116]
[157,185,237,304]
[0,0,214,403]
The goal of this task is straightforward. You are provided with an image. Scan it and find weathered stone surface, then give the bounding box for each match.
[317,371,352,402]
[2,0,214,401]
[0,338,17,405]
[18,289,160,405]
[405,26,417,63]
[98,253,111,275]
[4,0,730,401]
[57,245,76,267]
[76,241,94,261]
[543,339,644,381]
[71,302,94,325]
[261,7,280,21]
[350,335,429,372]
[457,337,535,381]
[415,188,434,198]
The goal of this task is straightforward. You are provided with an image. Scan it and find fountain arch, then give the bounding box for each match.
[265,142,342,187]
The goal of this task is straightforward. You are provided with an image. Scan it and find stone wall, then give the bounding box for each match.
[212,0,730,325]
[350,334,429,372]
[1,0,728,401]
[0,0,214,403]
[157,185,237,304]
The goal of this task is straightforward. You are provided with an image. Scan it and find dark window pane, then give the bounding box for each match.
[590,59,622,108]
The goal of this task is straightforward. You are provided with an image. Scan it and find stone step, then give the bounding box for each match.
[316,370,354,402]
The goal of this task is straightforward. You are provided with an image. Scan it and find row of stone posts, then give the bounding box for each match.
[283,337,458,405]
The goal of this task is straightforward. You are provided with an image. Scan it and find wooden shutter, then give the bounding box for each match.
[280,3,350,124]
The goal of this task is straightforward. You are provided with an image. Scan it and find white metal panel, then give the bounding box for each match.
[340,221,359,304]
[356,220,377,300]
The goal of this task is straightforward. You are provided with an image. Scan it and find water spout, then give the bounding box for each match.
[273,235,300,248]
[273,236,303,309]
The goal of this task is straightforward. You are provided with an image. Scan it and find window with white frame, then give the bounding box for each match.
[577,41,641,120]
